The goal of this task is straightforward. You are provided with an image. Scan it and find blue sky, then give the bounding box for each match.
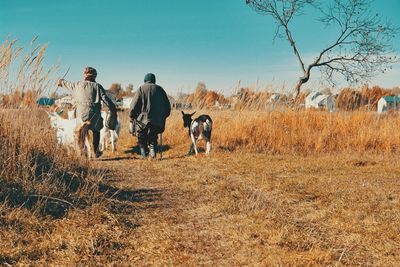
[1,0,399,96]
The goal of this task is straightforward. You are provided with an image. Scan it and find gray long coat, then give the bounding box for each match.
[60,80,116,132]
[129,82,171,133]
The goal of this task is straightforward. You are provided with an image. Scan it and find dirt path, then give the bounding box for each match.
[93,152,237,265]
[91,148,400,266]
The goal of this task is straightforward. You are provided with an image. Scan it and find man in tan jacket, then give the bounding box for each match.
[58,67,116,158]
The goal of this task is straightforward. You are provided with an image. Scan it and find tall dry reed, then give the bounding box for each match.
[0,36,57,107]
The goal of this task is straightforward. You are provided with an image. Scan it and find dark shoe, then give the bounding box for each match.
[95,150,103,158]
[140,147,147,159]
[149,150,156,159]
[149,145,156,159]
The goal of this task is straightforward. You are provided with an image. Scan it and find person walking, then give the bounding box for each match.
[57,66,117,158]
[130,73,171,159]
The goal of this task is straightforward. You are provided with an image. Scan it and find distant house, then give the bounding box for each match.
[172,102,192,110]
[122,96,134,110]
[377,96,400,113]
[55,95,74,107]
[305,91,336,112]
[267,94,281,103]
[213,100,231,110]
[36,97,55,106]
[168,96,176,108]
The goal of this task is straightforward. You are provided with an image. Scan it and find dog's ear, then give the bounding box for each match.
[190,111,196,117]
[181,110,185,116]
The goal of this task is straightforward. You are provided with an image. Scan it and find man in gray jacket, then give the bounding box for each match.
[130,73,171,159]
[57,67,117,158]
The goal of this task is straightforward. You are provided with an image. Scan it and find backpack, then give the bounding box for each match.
[105,112,118,130]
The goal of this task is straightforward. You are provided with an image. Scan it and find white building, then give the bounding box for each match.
[267,94,281,103]
[305,91,336,112]
[122,97,134,110]
[377,96,400,113]
[55,95,74,107]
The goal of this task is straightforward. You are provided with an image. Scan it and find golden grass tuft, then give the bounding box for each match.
[0,109,104,214]
[160,109,400,155]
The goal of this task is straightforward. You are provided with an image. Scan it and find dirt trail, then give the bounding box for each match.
[92,150,274,265]
[93,151,226,265]
[91,147,400,266]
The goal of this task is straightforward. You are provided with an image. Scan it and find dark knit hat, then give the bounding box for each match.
[144,73,156,83]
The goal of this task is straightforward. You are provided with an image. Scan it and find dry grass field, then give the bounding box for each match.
[1,108,400,266]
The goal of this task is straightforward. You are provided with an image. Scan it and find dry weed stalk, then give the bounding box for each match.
[0,36,57,108]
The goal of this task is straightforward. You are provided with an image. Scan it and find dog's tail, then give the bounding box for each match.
[76,121,90,155]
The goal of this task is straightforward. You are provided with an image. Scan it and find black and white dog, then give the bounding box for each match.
[181,111,213,156]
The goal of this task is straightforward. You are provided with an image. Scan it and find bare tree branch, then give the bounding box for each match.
[246,0,399,98]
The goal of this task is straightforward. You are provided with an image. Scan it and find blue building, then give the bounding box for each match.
[36,97,55,106]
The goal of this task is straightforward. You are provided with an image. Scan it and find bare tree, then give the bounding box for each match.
[109,83,122,93]
[125,83,134,94]
[245,0,398,98]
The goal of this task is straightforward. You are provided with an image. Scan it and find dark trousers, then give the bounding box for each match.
[93,131,100,153]
[137,124,161,150]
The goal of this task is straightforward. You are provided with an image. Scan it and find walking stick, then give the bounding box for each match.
[55,65,71,95]
[159,133,163,160]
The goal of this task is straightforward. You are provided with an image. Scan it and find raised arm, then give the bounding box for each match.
[57,79,77,92]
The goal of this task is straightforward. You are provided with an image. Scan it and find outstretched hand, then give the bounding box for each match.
[57,79,64,87]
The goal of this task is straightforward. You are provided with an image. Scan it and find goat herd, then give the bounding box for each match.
[48,108,213,160]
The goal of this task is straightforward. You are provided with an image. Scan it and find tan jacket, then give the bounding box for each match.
[60,80,116,131]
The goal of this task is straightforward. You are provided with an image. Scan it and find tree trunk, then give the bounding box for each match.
[294,76,309,100]
[294,66,312,100]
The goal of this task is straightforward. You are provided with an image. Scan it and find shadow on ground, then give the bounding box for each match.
[97,156,133,162]
[124,145,171,156]
[98,184,165,214]
[99,184,162,203]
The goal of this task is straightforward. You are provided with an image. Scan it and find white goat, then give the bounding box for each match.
[99,110,120,153]
[48,111,91,160]
[67,109,76,120]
